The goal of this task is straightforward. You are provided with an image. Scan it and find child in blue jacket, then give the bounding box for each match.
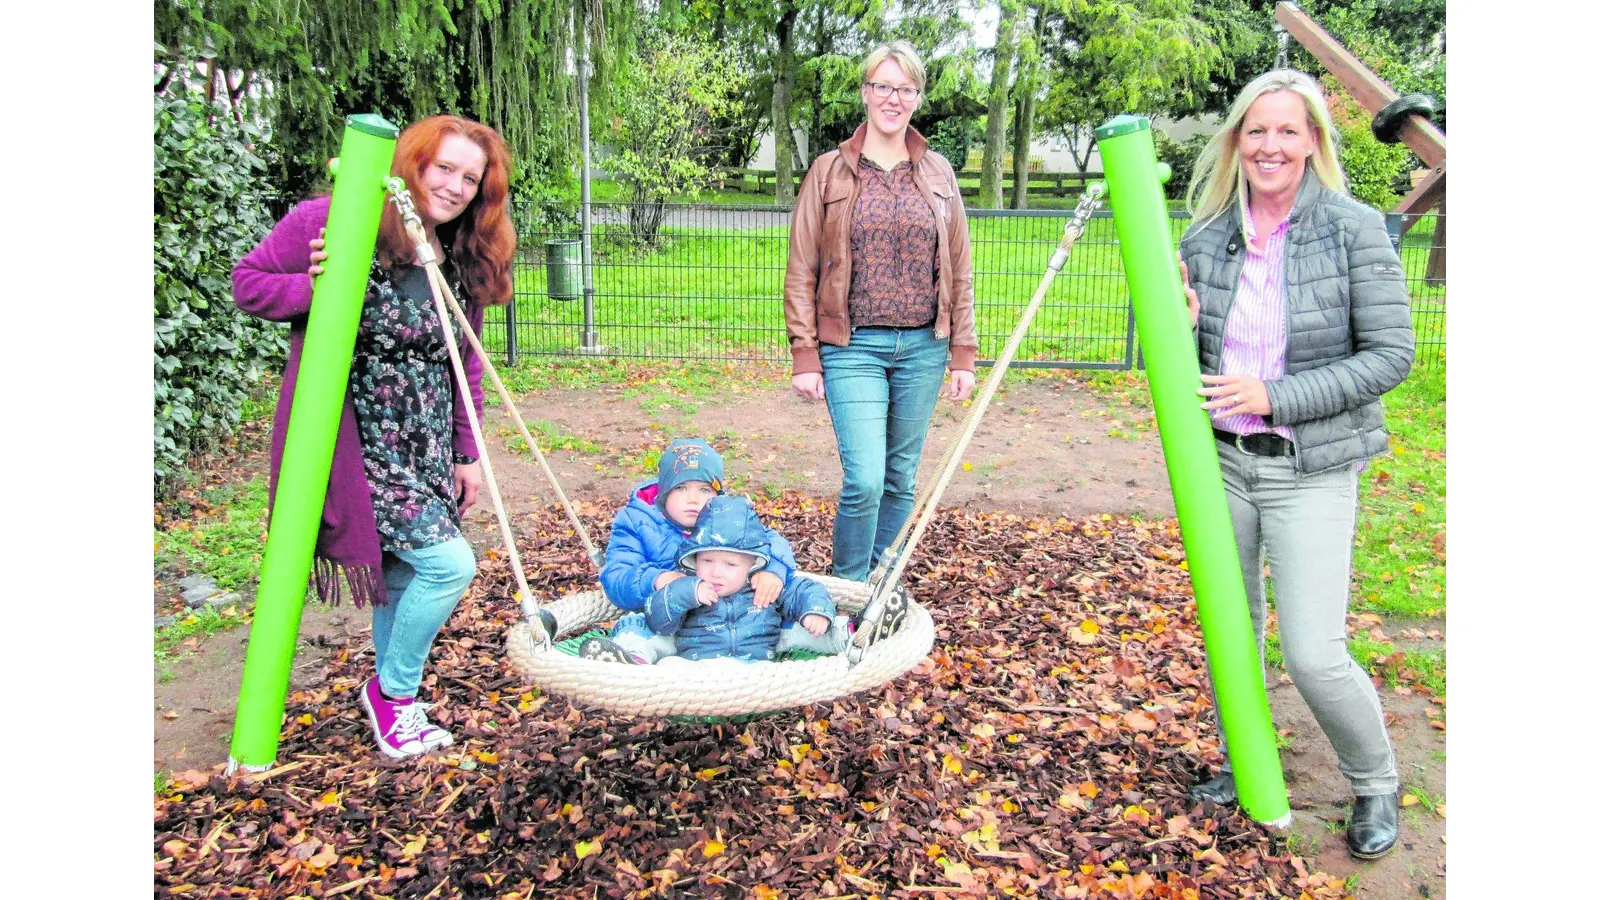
[581,496,849,663]
[539,437,840,659]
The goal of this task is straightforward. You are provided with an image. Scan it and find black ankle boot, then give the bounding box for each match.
[1188,771,1238,805]
[1347,793,1400,859]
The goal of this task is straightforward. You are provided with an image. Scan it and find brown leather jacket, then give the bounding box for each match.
[783,123,977,376]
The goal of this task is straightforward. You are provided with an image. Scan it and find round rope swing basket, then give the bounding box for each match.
[503,575,935,718]
[383,179,1103,721]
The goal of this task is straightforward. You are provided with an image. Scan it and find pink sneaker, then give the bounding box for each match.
[360,678,453,758]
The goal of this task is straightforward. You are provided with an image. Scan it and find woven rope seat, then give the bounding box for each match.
[503,574,935,718]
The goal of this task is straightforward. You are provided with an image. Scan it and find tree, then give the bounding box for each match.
[978,0,1024,208]
[1009,5,1046,209]
[1034,0,1226,175]
[607,27,749,244]
[153,0,637,204]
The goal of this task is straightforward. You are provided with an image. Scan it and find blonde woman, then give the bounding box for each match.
[783,41,977,585]
[1176,69,1414,859]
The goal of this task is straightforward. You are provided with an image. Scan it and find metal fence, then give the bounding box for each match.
[480,202,1444,370]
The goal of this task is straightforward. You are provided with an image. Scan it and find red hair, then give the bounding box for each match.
[378,115,517,307]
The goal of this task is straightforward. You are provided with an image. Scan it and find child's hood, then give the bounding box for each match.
[675,496,772,572]
[629,479,662,512]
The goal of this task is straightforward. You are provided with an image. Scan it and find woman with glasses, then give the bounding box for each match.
[783,41,977,584]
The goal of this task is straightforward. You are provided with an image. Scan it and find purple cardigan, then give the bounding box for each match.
[233,197,486,606]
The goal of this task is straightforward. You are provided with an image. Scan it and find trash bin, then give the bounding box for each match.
[545,239,582,301]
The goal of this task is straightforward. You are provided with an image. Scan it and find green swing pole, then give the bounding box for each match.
[1095,114,1291,827]
[227,114,399,773]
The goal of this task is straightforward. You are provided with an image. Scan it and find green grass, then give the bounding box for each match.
[502,420,607,456]
[154,477,270,591]
[1352,364,1445,619]
[154,770,173,794]
[155,603,249,678]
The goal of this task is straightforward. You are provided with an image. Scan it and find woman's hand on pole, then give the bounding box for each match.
[308,228,329,278]
[948,369,975,401]
[1198,374,1272,417]
[792,372,826,401]
[454,461,484,512]
[1178,253,1199,328]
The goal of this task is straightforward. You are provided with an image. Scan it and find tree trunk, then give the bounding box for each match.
[979,0,1021,209]
[773,4,799,205]
[1010,5,1040,210]
[1011,91,1034,210]
[809,0,826,170]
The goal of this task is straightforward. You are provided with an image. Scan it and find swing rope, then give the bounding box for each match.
[384,179,603,648]
[848,185,1107,658]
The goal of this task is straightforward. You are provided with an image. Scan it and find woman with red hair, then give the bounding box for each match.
[233,115,516,760]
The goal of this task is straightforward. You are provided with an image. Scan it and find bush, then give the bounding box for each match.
[1152,129,1212,202]
[154,87,287,494]
[927,116,980,170]
[1336,118,1411,211]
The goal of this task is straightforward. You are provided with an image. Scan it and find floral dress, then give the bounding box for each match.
[350,259,469,552]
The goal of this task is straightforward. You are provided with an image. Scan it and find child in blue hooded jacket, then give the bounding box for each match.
[581,495,850,663]
[539,437,841,660]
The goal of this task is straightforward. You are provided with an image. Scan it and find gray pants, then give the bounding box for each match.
[1210,440,1398,797]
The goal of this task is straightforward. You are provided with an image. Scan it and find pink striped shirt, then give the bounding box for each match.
[1211,205,1294,441]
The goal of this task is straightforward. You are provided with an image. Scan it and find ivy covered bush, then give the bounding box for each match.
[154,86,287,494]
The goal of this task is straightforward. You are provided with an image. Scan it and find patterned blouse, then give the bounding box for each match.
[847,156,940,328]
[350,259,469,552]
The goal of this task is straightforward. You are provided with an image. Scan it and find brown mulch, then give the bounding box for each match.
[152,494,1351,899]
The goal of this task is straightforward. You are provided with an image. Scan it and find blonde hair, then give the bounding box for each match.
[1186,69,1347,225]
[861,41,927,91]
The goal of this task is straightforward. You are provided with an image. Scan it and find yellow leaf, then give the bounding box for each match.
[1079,620,1101,635]
[1401,794,1419,807]
[972,723,996,739]
[402,835,426,859]
[1080,782,1100,799]
[474,750,499,764]
[789,743,811,764]
[703,839,726,858]
[1412,502,1426,513]
[318,790,339,806]
[1109,860,1130,873]
[295,714,314,726]
[752,887,781,900]
[575,839,601,859]
[1001,798,1020,813]
[942,754,963,775]
[1005,734,1022,744]
[962,462,973,471]
[1079,864,1095,875]
[927,843,946,860]
[696,767,727,781]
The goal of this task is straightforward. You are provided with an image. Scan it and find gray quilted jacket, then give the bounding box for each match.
[1179,173,1415,475]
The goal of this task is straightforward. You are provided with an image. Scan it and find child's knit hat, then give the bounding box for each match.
[655,438,724,515]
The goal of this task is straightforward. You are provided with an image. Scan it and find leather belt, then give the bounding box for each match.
[1214,427,1295,457]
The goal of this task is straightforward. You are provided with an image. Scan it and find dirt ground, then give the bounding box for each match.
[154,368,1445,898]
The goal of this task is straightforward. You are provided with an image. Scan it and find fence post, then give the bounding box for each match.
[504,293,518,366]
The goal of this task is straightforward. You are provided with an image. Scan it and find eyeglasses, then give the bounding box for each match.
[864,81,922,103]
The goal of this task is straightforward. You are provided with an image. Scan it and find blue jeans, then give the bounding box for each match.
[821,326,948,580]
[373,537,477,699]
